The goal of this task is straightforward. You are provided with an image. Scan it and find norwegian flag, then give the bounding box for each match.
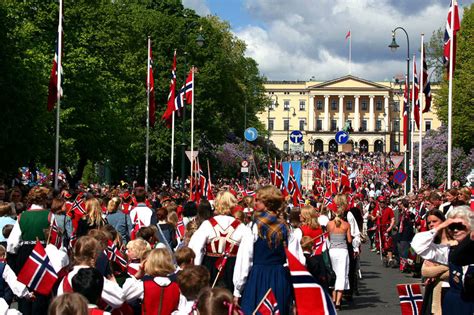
[275,163,289,197]
[412,61,421,130]
[243,189,256,197]
[17,241,58,296]
[48,219,62,249]
[130,213,144,240]
[69,231,78,249]
[68,194,86,231]
[421,47,432,113]
[106,240,127,271]
[288,165,304,207]
[403,77,409,146]
[162,50,177,127]
[285,248,336,315]
[147,38,156,127]
[324,191,333,207]
[253,288,280,315]
[340,166,350,191]
[47,38,63,111]
[176,217,185,240]
[443,0,460,77]
[396,283,423,315]
[236,183,244,194]
[174,68,193,110]
[312,233,328,256]
[470,187,474,211]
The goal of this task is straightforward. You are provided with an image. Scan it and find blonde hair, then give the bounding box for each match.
[144,248,175,277]
[215,191,237,215]
[107,197,121,213]
[85,198,104,227]
[167,211,178,227]
[300,205,320,229]
[48,293,88,315]
[300,236,313,251]
[333,194,348,213]
[126,239,151,260]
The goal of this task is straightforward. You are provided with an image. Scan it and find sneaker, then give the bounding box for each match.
[370,248,376,252]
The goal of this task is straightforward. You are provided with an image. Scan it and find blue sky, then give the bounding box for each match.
[183,0,473,81]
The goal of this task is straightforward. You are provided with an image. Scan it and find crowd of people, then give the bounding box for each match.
[0,151,472,314]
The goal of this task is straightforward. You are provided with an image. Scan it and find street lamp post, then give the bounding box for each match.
[389,27,411,194]
[267,95,279,159]
[286,107,296,156]
[180,22,204,190]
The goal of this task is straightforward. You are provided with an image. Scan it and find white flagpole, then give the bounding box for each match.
[447,2,455,189]
[410,55,415,193]
[145,37,150,191]
[190,67,195,184]
[349,31,352,75]
[170,112,175,187]
[419,34,424,189]
[54,0,63,190]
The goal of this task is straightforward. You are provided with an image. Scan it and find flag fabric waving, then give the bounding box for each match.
[162,50,177,127]
[285,248,336,315]
[443,0,460,77]
[17,241,58,296]
[413,61,420,130]
[253,288,280,315]
[421,47,432,113]
[345,30,351,40]
[48,219,62,249]
[396,283,423,315]
[148,40,156,127]
[47,41,63,112]
[403,78,409,146]
[106,240,127,271]
[175,68,194,109]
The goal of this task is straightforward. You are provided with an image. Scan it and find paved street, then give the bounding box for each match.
[340,244,420,314]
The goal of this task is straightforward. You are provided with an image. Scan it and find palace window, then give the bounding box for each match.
[393,101,400,112]
[316,100,323,110]
[268,119,274,131]
[299,100,306,111]
[299,119,306,131]
[331,100,337,110]
[393,120,400,132]
[283,119,289,131]
[316,120,322,131]
[361,120,367,131]
[376,120,382,131]
[284,100,290,110]
[346,100,353,110]
[361,100,368,110]
[425,120,432,131]
[376,100,383,111]
[330,119,337,131]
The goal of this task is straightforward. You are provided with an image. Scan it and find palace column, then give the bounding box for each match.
[369,95,375,132]
[309,95,315,131]
[354,95,360,132]
[338,95,345,130]
[324,95,330,131]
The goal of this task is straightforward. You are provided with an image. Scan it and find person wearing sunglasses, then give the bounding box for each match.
[411,205,474,314]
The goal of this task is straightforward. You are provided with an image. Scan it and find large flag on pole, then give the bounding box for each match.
[403,77,409,146]
[443,0,460,77]
[148,41,156,127]
[175,69,193,109]
[421,47,432,113]
[412,60,420,130]
[162,50,177,127]
[47,42,63,112]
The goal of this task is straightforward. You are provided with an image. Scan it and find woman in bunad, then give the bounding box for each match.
[326,201,352,310]
[123,248,180,315]
[411,205,474,315]
[56,236,124,310]
[234,185,305,315]
[188,191,248,292]
[7,186,55,314]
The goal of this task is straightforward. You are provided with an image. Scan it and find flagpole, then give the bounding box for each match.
[418,34,424,189]
[54,0,63,190]
[447,2,455,189]
[349,30,352,75]
[145,37,151,192]
[410,55,415,193]
[190,67,195,190]
[170,112,175,187]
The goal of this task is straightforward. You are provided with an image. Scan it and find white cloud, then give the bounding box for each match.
[235,0,463,81]
[182,0,211,16]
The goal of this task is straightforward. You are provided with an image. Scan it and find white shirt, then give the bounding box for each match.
[129,204,154,226]
[57,265,124,309]
[188,215,249,265]
[122,276,171,303]
[172,294,195,315]
[45,244,69,273]
[0,299,22,315]
[1,263,30,299]
[346,211,361,253]
[410,229,449,265]
[232,223,305,298]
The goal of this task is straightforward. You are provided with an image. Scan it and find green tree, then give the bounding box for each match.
[434,4,474,153]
